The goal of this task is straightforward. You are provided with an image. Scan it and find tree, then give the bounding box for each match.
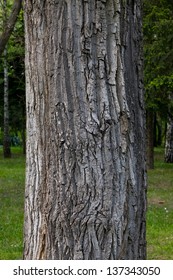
[3,45,11,157]
[3,0,11,158]
[0,0,25,154]
[146,110,154,169]
[165,94,173,162]
[7,6,25,153]
[0,0,22,56]
[3,0,11,157]
[143,0,173,166]
[24,0,147,260]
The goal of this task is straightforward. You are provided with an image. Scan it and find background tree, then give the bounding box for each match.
[8,7,25,153]
[24,0,147,260]
[3,0,11,157]
[143,0,173,166]
[0,0,25,153]
[165,94,173,162]
[0,0,22,55]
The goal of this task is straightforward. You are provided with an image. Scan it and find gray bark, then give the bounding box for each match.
[24,0,147,260]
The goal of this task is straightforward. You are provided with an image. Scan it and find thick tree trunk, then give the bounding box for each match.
[24,0,147,260]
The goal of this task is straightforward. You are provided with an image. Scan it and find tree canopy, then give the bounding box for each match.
[144,0,173,115]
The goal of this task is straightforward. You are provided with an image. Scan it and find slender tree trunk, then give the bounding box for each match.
[165,94,173,163]
[0,0,22,56]
[165,119,173,162]
[21,104,26,154]
[3,46,11,158]
[3,0,11,158]
[24,0,147,260]
[154,113,162,147]
[146,110,154,169]
[155,115,162,147]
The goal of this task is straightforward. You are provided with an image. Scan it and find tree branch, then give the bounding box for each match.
[0,0,22,56]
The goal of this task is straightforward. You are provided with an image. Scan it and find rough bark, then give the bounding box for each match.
[24,0,147,260]
[0,0,22,56]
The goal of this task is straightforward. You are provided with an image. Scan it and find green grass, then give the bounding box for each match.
[0,147,25,259]
[0,146,172,259]
[147,147,173,259]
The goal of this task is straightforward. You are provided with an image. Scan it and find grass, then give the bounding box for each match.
[0,146,172,259]
[0,147,25,259]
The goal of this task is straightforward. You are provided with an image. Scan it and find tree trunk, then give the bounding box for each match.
[165,119,173,162]
[146,110,154,169]
[24,0,147,260]
[0,0,22,56]
[21,104,26,155]
[3,45,11,158]
[3,0,11,158]
[154,114,162,147]
[165,95,173,162]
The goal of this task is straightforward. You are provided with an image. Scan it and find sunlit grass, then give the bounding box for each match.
[147,147,173,259]
[0,147,25,259]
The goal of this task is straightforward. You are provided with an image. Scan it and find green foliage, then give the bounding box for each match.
[0,2,25,140]
[144,0,173,114]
